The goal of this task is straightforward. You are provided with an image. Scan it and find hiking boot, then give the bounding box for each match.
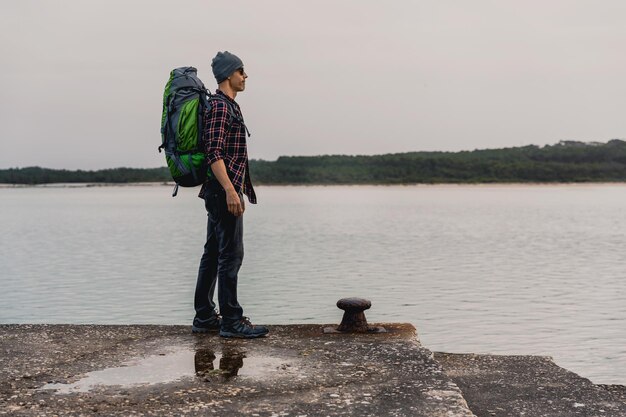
[219,317,269,339]
[192,314,222,333]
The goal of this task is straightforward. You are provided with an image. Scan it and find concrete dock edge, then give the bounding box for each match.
[1,324,624,416]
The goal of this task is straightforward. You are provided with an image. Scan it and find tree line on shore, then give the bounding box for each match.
[2,140,626,185]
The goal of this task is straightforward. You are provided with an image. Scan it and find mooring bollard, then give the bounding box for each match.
[323,297,386,334]
[337,297,371,332]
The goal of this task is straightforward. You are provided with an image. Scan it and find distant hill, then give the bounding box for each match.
[0,167,171,185]
[2,140,626,185]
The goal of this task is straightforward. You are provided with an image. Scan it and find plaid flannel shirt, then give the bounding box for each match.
[199,90,256,204]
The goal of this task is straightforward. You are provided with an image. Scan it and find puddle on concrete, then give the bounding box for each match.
[41,347,292,394]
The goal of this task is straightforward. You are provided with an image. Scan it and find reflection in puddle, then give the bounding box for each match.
[195,347,246,379]
[41,346,291,394]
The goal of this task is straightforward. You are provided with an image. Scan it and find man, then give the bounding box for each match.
[192,51,269,338]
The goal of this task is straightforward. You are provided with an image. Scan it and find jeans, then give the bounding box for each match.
[194,182,244,323]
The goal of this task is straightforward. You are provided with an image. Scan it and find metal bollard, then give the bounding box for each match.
[323,297,386,334]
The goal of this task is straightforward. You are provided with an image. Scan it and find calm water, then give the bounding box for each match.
[1,184,625,384]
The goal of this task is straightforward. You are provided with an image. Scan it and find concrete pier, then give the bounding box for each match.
[1,324,624,416]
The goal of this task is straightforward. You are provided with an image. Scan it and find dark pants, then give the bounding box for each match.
[194,183,244,323]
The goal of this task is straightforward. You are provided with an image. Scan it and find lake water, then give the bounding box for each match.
[1,184,624,385]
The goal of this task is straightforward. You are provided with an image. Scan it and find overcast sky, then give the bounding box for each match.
[1,1,625,169]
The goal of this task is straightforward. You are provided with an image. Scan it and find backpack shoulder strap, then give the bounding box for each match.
[208,95,251,137]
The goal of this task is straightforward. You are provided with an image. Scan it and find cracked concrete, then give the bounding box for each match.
[0,324,473,416]
[435,352,626,417]
[1,324,623,416]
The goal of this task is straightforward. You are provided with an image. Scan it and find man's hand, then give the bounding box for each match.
[210,160,245,217]
[226,189,244,217]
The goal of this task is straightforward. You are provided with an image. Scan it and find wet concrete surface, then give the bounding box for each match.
[435,352,626,417]
[2,324,624,417]
[1,324,474,416]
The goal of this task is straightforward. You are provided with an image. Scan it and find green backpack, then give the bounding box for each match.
[159,67,212,196]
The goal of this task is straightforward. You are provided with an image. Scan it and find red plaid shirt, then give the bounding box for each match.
[199,90,256,204]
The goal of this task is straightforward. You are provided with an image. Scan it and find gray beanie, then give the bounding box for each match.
[211,51,244,84]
